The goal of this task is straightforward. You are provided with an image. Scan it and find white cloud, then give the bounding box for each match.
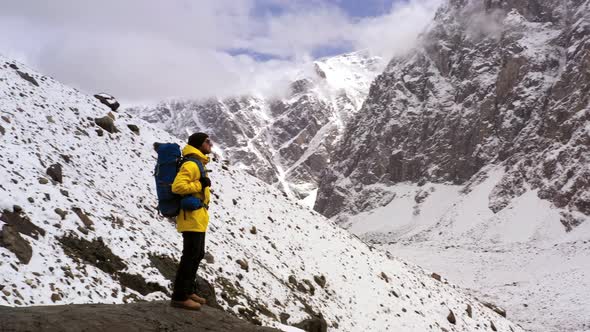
[0,0,440,103]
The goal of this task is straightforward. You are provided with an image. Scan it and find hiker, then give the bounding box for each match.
[170,132,213,310]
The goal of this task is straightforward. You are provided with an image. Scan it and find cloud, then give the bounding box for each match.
[0,0,440,103]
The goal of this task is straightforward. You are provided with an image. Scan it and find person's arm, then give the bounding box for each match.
[172,163,202,195]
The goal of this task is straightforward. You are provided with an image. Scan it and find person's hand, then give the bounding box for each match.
[200,177,211,188]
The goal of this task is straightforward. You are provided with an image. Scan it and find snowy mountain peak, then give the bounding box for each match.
[129,51,383,201]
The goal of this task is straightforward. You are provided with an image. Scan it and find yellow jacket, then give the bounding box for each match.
[171,145,211,232]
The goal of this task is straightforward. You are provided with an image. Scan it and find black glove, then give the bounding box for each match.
[200,177,211,189]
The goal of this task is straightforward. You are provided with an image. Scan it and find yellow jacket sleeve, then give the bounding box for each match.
[172,162,202,195]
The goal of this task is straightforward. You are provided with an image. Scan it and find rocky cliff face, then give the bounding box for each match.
[129,52,382,199]
[315,0,590,230]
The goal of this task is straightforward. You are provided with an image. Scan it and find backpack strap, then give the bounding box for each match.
[183,157,207,182]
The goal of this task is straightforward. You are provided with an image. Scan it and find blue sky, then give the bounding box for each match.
[233,0,400,61]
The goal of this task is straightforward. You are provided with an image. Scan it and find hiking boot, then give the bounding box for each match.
[170,298,201,311]
[189,293,207,304]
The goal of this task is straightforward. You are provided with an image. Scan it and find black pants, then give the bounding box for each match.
[172,231,205,301]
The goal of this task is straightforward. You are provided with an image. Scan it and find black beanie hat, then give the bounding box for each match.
[188,132,209,148]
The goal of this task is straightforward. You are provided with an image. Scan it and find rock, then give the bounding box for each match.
[447,310,456,325]
[71,207,94,229]
[466,304,472,318]
[313,275,326,288]
[380,272,389,283]
[0,301,280,332]
[280,312,290,324]
[194,276,222,309]
[50,293,61,303]
[118,273,167,296]
[204,252,215,264]
[491,320,497,331]
[127,124,140,135]
[94,93,120,112]
[0,225,32,264]
[96,128,104,137]
[54,208,67,220]
[314,63,327,79]
[236,259,249,272]
[148,254,178,282]
[232,199,238,206]
[58,235,126,274]
[288,275,297,285]
[95,116,118,134]
[16,70,39,87]
[38,178,49,184]
[46,163,63,183]
[293,315,328,332]
[0,209,45,239]
[302,279,316,296]
[250,226,257,235]
[77,226,89,235]
[483,302,507,318]
[431,272,441,281]
[59,154,72,164]
[0,124,5,135]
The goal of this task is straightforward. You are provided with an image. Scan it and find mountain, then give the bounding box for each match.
[316,0,589,229]
[0,55,523,332]
[310,1,590,331]
[128,51,382,202]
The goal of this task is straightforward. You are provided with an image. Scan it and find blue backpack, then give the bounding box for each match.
[154,143,206,217]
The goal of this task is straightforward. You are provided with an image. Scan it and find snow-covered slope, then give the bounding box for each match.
[129,51,382,202]
[343,166,590,332]
[0,55,523,332]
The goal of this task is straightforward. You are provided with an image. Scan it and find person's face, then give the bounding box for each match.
[200,138,213,154]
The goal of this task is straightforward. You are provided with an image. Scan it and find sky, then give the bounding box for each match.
[0,0,440,103]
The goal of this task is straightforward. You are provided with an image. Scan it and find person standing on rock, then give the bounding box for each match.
[170,132,213,310]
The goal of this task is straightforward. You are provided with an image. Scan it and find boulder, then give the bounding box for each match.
[94,93,120,112]
[95,116,118,134]
[127,124,140,135]
[46,163,63,183]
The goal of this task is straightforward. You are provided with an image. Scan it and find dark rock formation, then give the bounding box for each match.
[0,301,280,332]
[16,70,39,87]
[127,124,140,135]
[94,93,120,112]
[0,225,32,264]
[0,208,45,239]
[294,314,328,332]
[46,163,63,184]
[58,235,126,274]
[119,272,168,296]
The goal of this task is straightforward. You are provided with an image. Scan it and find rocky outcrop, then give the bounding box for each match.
[316,0,590,229]
[0,301,280,332]
[0,225,32,264]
